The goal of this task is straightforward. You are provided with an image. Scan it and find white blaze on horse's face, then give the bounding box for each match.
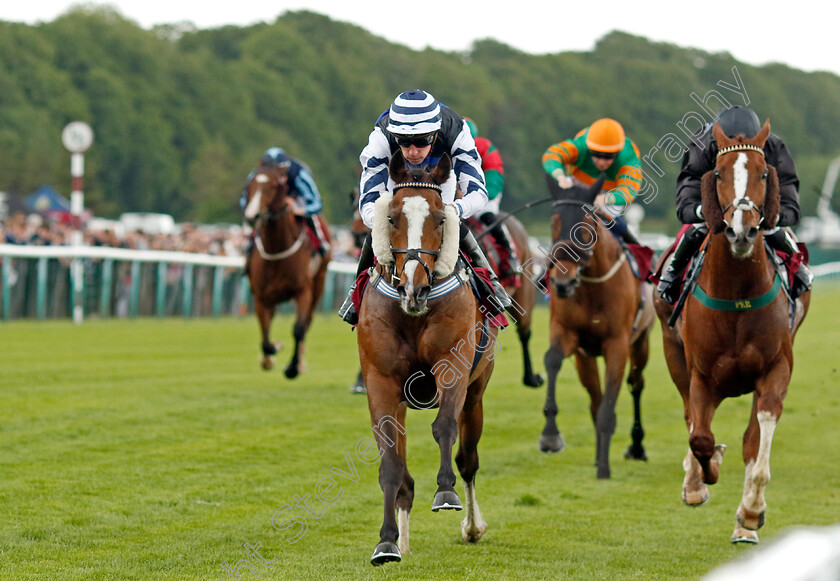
[730,152,749,237]
[244,190,263,222]
[400,196,431,295]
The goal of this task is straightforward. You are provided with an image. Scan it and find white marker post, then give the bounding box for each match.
[61,122,94,324]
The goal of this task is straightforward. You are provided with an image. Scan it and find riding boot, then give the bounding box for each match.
[765,228,813,298]
[607,214,641,246]
[460,223,512,316]
[479,212,520,277]
[306,215,330,257]
[657,225,706,304]
[338,233,374,325]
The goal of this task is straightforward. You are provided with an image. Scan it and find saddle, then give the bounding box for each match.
[465,217,519,289]
[349,258,508,329]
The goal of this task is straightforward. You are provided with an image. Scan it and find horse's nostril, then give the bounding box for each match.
[416,286,431,301]
[747,227,759,239]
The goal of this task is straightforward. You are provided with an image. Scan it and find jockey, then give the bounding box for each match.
[464,117,520,278]
[239,147,330,257]
[657,105,813,304]
[542,118,644,245]
[338,89,512,326]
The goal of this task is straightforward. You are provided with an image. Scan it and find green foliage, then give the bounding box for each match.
[1,285,839,579]
[1,10,840,229]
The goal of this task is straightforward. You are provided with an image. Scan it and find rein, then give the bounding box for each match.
[254,230,305,261]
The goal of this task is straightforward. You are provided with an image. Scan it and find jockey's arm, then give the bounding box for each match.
[292,167,323,215]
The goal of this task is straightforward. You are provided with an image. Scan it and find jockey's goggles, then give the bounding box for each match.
[394,132,436,148]
[590,150,618,160]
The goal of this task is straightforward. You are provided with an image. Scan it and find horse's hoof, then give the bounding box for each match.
[539,433,565,454]
[284,365,299,379]
[730,525,760,544]
[682,486,710,506]
[370,542,401,565]
[624,444,648,461]
[461,519,488,543]
[596,465,611,480]
[431,490,462,512]
[350,382,366,394]
[523,374,544,388]
[260,356,275,371]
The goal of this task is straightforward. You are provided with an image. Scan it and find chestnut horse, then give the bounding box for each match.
[243,165,331,378]
[541,176,655,479]
[470,214,544,388]
[358,152,497,565]
[654,121,810,543]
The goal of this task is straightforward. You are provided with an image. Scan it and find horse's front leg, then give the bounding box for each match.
[254,297,278,371]
[687,373,724,485]
[593,337,629,479]
[431,359,470,512]
[285,285,314,379]
[540,332,567,453]
[732,362,790,544]
[366,373,406,565]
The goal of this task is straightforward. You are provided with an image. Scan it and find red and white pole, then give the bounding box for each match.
[62,122,94,324]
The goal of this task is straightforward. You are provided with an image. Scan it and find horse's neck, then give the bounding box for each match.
[701,235,773,298]
[583,227,621,277]
[260,215,300,252]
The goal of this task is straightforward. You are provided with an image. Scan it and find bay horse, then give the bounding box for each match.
[469,214,544,388]
[654,120,810,543]
[541,175,655,479]
[243,165,331,378]
[357,152,497,565]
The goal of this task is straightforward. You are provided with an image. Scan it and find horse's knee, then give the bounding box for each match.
[544,345,564,372]
[431,415,457,444]
[689,433,715,459]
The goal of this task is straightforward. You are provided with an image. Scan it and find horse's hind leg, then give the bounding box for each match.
[254,298,278,371]
[285,286,314,379]
[514,306,544,388]
[624,332,649,461]
[540,341,566,453]
[395,406,414,555]
[456,397,487,543]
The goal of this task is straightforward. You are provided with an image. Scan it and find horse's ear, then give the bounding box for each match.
[389,150,408,184]
[431,153,451,185]
[712,122,732,148]
[700,169,725,233]
[589,173,607,201]
[753,119,771,147]
[762,164,780,229]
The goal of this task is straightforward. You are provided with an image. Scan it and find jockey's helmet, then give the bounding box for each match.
[260,147,289,168]
[716,106,762,139]
[386,90,442,136]
[585,118,625,154]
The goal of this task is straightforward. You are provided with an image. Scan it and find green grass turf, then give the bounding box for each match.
[1,284,839,580]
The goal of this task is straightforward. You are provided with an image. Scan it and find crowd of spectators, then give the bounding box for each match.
[0,211,361,261]
[0,212,245,257]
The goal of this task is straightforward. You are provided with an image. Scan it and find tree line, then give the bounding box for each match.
[2,7,839,230]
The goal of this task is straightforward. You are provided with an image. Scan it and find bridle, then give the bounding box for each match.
[715,145,767,229]
[387,181,444,286]
[248,168,303,261]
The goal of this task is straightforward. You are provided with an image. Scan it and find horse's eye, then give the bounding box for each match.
[439,217,446,227]
[715,171,721,180]
[387,216,394,225]
[761,171,768,181]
